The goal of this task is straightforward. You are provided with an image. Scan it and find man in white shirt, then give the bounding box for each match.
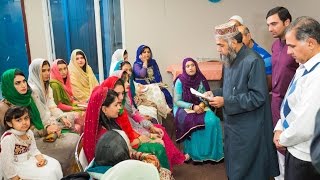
[273,16,320,180]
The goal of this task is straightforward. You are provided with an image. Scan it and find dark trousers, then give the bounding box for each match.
[285,151,320,180]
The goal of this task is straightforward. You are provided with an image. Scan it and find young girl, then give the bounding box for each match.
[0,106,63,180]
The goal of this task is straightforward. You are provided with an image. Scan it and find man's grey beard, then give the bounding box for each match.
[220,46,237,67]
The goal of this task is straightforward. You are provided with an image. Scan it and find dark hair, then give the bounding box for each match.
[42,60,50,68]
[4,106,29,130]
[266,7,292,23]
[120,71,129,83]
[114,79,124,89]
[141,46,153,57]
[285,16,320,44]
[123,50,128,56]
[14,69,26,78]
[57,59,67,65]
[76,51,87,72]
[99,90,121,130]
[120,61,131,70]
[14,69,30,93]
[102,89,119,107]
[233,32,243,43]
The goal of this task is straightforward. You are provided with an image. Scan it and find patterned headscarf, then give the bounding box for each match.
[133,45,162,83]
[1,69,43,129]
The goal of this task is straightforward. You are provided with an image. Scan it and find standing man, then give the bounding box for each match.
[266,7,299,180]
[238,25,272,91]
[273,16,320,180]
[208,21,279,180]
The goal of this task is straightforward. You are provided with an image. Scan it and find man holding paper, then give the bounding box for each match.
[206,21,279,180]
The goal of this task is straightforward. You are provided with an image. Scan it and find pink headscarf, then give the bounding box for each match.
[50,59,73,98]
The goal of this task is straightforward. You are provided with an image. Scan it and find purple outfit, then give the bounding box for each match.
[271,39,299,127]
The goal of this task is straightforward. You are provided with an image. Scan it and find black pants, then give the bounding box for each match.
[285,151,320,180]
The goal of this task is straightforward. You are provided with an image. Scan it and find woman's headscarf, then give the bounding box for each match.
[50,59,73,98]
[110,49,126,75]
[83,85,109,162]
[68,49,99,102]
[174,58,210,104]
[28,58,50,105]
[101,76,139,143]
[95,130,130,166]
[133,45,162,83]
[1,69,43,129]
[101,76,126,115]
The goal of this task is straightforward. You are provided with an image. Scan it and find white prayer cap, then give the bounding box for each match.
[229,15,244,25]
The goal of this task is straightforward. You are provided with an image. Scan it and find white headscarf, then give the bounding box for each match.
[109,49,126,75]
[28,58,64,125]
[101,160,160,180]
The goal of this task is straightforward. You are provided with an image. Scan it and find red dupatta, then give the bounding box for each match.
[101,76,139,143]
[83,85,108,162]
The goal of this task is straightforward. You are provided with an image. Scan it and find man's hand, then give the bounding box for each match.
[208,96,224,108]
[273,130,285,150]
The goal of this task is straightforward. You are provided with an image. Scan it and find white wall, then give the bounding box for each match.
[24,0,53,61]
[25,0,320,85]
[123,0,320,88]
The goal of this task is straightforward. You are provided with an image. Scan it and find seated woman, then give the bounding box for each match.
[109,49,128,75]
[50,59,86,133]
[113,70,187,167]
[68,49,99,102]
[89,129,172,180]
[83,79,169,169]
[0,69,79,175]
[121,61,170,122]
[133,45,173,108]
[173,58,224,162]
[0,106,63,180]
[28,58,82,134]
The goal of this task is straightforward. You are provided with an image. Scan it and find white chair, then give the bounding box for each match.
[74,133,88,172]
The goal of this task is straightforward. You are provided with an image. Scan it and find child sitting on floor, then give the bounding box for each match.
[0,106,63,180]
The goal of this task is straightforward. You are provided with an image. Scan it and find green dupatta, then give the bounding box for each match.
[1,69,44,130]
[49,80,73,106]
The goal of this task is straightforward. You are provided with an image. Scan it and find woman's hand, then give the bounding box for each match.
[193,105,204,114]
[150,127,164,138]
[35,154,47,167]
[47,124,61,136]
[61,117,72,129]
[143,154,160,170]
[138,135,151,143]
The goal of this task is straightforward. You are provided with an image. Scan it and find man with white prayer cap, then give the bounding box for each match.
[206,21,280,180]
